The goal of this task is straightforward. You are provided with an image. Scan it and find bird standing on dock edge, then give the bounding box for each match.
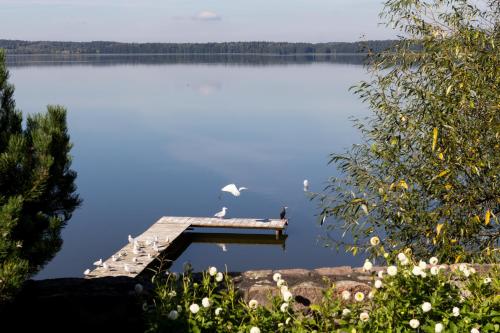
[214,207,228,219]
[280,206,288,225]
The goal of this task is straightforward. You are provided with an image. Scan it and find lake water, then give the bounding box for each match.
[6,54,369,279]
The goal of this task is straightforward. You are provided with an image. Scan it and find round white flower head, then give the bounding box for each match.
[412,266,423,276]
[354,292,365,302]
[277,279,286,287]
[470,328,480,333]
[458,263,467,272]
[387,265,398,276]
[374,279,383,289]
[341,290,351,300]
[282,290,293,302]
[189,303,200,314]
[215,272,223,282]
[421,302,432,312]
[435,323,444,333]
[484,277,492,284]
[342,308,351,316]
[280,302,289,312]
[177,305,182,312]
[363,260,373,271]
[463,269,471,277]
[370,236,380,246]
[285,318,291,325]
[409,319,420,329]
[250,327,261,333]
[359,312,369,322]
[397,252,407,262]
[202,297,211,308]
[418,260,427,270]
[167,310,179,320]
[429,257,438,265]
[377,270,384,279]
[208,266,217,276]
[431,266,439,275]
[249,299,259,309]
[280,285,289,294]
[452,307,460,317]
[215,307,222,316]
[273,272,282,282]
[469,267,476,274]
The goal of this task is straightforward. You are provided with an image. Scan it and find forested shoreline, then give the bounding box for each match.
[0,39,396,55]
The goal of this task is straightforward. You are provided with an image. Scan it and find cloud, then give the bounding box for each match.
[193,11,221,21]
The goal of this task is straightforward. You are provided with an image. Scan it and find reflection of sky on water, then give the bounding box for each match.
[8,59,369,278]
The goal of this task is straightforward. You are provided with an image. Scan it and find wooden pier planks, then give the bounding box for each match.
[85,216,286,278]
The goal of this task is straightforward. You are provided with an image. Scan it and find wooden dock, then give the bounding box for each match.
[85,216,287,278]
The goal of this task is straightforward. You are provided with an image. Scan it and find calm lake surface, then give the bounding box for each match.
[7,54,369,279]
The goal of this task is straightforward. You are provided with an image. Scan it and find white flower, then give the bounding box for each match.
[435,323,444,333]
[249,299,258,309]
[412,266,423,276]
[168,310,179,320]
[277,279,286,287]
[398,252,409,265]
[280,302,289,312]
[429,257,438,265]
[458,263,467,272]
[431,266,439,275]
[377,270,384,279]
[363,260,373,271]
[285,318,291,325]
[359,312,369,322]
[418,260,427,270]
[469,267,476,274]
[215,307,222,316]
[280,285,289,294]
[342,308,351,316]
[470,328,480,333]
[208,266,217,276]
[341,290,351,300]
[282,290,293,302]
[250,327,261,333]
[215,272,223,282]
[354,292,365,302]
[409,319,420,329]
[421,302,432,312]
[168,290,177,297]
[484,277,492,284]
[452,307,460,317]
[273,272,282,282]
[189,303,200,314]
[374,279,383,289]
[370,236,380,246]
[202,297,211,308]
[387,265,398,276]
[464,269,471,277]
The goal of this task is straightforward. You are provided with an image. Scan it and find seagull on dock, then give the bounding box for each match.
[84,269,91,276]
[303,179,309,191]
[221,184,248,197]
[128,235,134,243]
[214,207,228,219]
[93,258,103,267]
[102,262,109,270]
[280,206,288,225]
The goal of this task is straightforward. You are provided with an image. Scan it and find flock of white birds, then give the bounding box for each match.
[83,180,310,276]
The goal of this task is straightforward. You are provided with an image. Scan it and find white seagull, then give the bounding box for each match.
[303,179,309,191]
[221,184,248,197]
[128,235,134,243]
[83,269,91,276]
[214,207,228,219]
[93,258,103,267]
[217,243,228,252]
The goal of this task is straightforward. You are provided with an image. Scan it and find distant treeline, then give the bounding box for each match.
[0,39,396,55]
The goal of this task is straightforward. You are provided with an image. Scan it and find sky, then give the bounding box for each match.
[0,0,396,42]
